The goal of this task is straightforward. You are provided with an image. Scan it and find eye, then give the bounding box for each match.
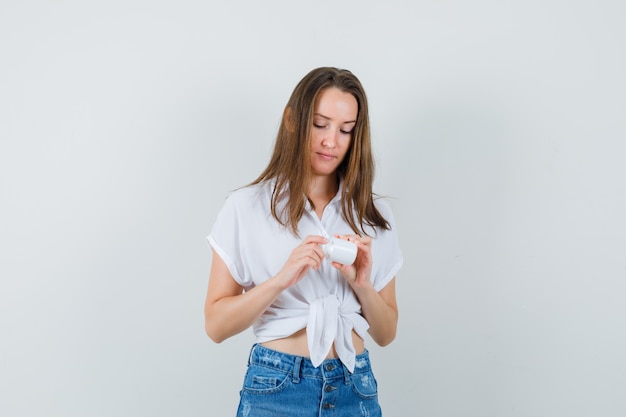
[313,123,327,129]
[340,129,353,135]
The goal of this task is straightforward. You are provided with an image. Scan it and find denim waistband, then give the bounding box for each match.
[248,343,371,382]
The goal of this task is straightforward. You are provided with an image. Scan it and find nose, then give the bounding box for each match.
[321,129,339,148]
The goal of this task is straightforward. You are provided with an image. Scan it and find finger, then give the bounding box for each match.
[307,251,323,268]
[332,262,356,281]
[306,254,323,270]
[357,236,371,245]
[299,247,323,263]
[303,235,328,245]
[334,234,358,244]
[348,235,363,244]
[313,244,326,260]
[332,261,350,270]
[293,243,324,262]
[297,244,325,261]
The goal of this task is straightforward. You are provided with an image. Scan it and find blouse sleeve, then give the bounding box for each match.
[370,198,404,292]
[207,191,253,288]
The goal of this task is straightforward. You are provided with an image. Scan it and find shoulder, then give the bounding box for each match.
[373,195,397,221]
[373,195,392,211]
[211,182,274,237]
[223,181,272,208]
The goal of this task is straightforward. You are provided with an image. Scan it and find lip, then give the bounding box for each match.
[315,152,336,160]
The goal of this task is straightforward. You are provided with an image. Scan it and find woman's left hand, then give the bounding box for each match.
[332,234,373,288]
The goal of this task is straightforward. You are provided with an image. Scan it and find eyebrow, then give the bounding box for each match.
[314,113,357,124]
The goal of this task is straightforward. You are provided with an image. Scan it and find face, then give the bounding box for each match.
[309,87,358,178]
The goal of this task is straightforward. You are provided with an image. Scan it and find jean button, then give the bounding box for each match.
[325,363,334,371]
[325,385,334,392]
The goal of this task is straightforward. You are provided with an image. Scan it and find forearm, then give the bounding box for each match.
[353,282,398,346]
[205,237,326,343]
[205,277,285,343]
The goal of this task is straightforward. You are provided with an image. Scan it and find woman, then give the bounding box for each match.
[205,67,403,416]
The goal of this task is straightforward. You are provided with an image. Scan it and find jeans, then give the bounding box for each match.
[236,344,382,417]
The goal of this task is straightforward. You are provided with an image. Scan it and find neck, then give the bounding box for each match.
[308,174,339,200]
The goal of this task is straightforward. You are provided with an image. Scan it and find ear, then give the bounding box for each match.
[283,106,295,133]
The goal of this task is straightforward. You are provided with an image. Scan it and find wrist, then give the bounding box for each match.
[351,277,375,293]
[270,271,291,292]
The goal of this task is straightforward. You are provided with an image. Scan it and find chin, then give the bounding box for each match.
[311,166,339,177]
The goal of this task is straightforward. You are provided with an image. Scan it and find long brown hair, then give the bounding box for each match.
[251,67,390,236]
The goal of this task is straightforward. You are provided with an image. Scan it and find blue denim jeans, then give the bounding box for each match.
[236,344,382,417]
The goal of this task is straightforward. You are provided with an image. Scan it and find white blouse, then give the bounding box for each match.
[207,180,403,372]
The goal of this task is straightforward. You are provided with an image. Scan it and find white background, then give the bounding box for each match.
[1,1,625,416]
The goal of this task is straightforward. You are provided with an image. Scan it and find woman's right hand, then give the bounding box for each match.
[274,235,327,289]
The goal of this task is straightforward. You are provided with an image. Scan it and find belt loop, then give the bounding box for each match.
[342,362,351,384]
[248,344,257,366]
[292,356,302,383]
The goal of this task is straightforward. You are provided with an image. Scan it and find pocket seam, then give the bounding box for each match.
[350,371,379,399]
[242,366,292,395]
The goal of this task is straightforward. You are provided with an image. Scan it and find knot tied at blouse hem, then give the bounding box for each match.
[306,294,369,373]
